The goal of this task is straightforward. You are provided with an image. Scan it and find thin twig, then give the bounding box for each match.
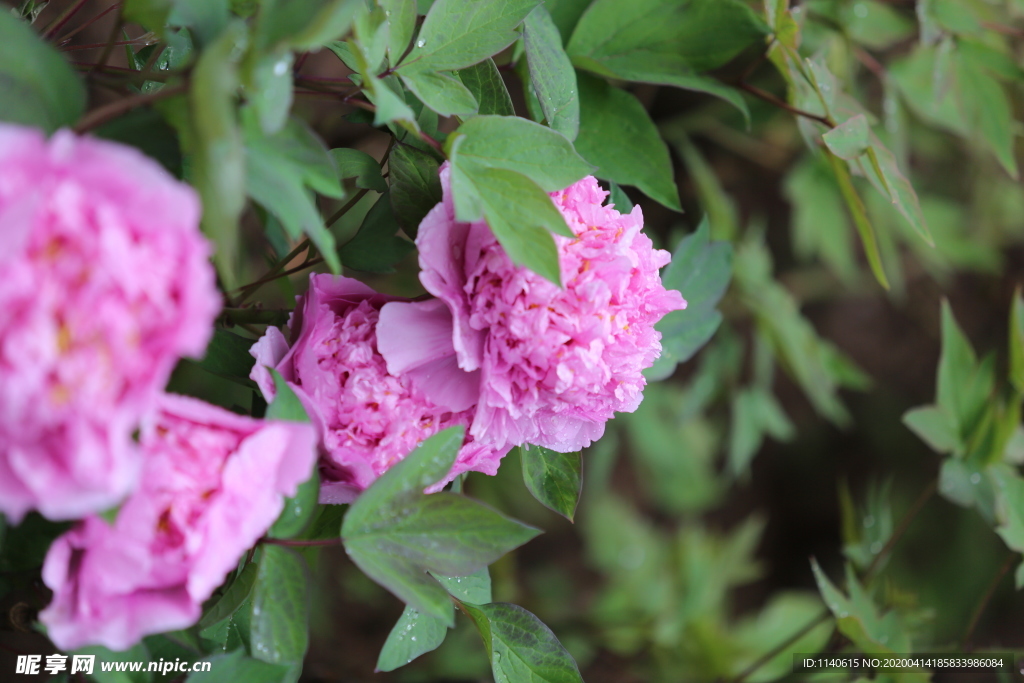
[259,537,342,547]
[43,0,90,40]
[72,82,188,133]
[326,187,370,227]
[732,477,938,683]
[732,611,831,683]
[62,39,154,52]
[962,553,1015,651]
[863,478,938,581]
[737,81,832,127]
[55,3,122,46]
[89,5,125,75]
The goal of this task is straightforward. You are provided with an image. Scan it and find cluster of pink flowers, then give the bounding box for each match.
[0,124,317,651]
[252,163,685,497]
[0,126,221,523]
[2,121,682,653]
[41,395,316,650]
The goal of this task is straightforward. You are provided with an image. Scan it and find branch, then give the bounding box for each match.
[43,0,90,40]
[259,537,342,547]
[961,553,1015,651]
[737,81,832,127]
[72,82,188,133]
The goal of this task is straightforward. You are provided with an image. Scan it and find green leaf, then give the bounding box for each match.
[381,0,418,62]
[250,545,310,665]
[187,21,248,289]
[377,605,449,672]
[566,0,762,117]
[955,50,1019,179]
[331,148,388,192]
[339,190,416,272]
[389,143,443,236]
[810,560,909,655]
[403,0,541,71]
[449,163,566,284]
[523,5,580,140]
[399,67,479,117]
[460,602,584,683]
[574,74,680,211]
[187,651,293,683]
[0,14,86,132]
[198,562,259,633]
[435,567,492,603]
[197,330,257,384]
[377,569,490,670]
[840,0,915,50]
[520,446,582,521]
[449,115,592,192]
[245,52,294,135]
[858,136,932,245]
[342,428,540,625]
[97,108,184,178]
[270,471,320,540]
[939,459,997,520]
[992,469,1024,586]
[646,219,733,381]
[255,0,361,52]
[458,59,515,116]
[822,114,869,161]
[937,301,981,439]
[607,181,633,212]
[265,369,311,422]
[825,150,890,290]
[782,156,858,283]
[246,118,344,274]
[734,240,863,425]
[728,387,794,475]
[546,0,592,43]
[902,405,959,454]
[1011,290,1024,394]
[167,0,229,48]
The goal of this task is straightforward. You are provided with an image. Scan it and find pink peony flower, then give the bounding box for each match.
[0,124,221,523]
[250,274,507,503]
[39,393,317,651]
[377,166,685,453]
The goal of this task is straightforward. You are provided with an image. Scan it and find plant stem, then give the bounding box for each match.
[72,82,187,133]
[89,5,125,75]
[863,477,937,581]
[43,0,90,40]
[55,2,122,46]
[737,81,832,127]
[62,38,154,52]
[731,611,831,683]
[961,553,1015,651]
[259,537,342,547]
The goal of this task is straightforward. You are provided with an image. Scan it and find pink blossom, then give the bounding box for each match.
[249,274,507,502]
[0,125,220,522]
[39,393,317,651]
[377,166,685,453]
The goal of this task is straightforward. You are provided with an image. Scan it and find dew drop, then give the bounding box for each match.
[416,39,426,48]
[838,610,849,619]
[870,541,882,554]
[863,515,875,528]
[273,59,289,77]
[971,473,982,484]
[411,636,417,642]
[853,2,869,18]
